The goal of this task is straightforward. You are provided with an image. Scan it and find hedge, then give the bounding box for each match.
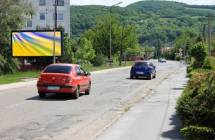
[176,72,215,140]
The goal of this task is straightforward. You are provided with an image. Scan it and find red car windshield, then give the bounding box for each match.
[43,65,72,74]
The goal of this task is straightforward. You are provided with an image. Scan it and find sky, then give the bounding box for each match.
[70,0,215,7]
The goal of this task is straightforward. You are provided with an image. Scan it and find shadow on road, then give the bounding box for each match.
[172,87,185,90]
[125,77,152,80]
[161,114,184,140]
[26,93,84,101]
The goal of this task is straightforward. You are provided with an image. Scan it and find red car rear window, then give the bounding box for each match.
[43,65,72,74]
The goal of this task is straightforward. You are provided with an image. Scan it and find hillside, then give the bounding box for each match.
[70,1,215,46]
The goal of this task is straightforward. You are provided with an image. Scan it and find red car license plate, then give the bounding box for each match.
[48,86,60,90]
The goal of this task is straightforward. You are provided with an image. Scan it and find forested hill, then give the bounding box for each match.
[70,1,215,46]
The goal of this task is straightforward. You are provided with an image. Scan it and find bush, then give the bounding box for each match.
[78,60,92,72]
[203,57,212,70]
[175,55,181,61]
[181,126,215,140]
[177,72,215,140]
[203,56,215,71]
[190,43,207,68]
[186,65,193,74]
[0,56,20,75]
[92,54,107,66]
[188,68,213,78]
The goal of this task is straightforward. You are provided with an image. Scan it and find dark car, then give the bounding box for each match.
[130,61,156,80]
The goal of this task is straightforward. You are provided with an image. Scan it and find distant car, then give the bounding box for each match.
[37,64,91,99]
[130,61,156,80]
[158,58,167,63]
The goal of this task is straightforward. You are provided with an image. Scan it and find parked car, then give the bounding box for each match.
[130,61,156,80]
[158,58,167,63]
[37,64,91,99]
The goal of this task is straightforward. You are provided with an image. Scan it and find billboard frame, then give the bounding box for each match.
[11,30,64,58]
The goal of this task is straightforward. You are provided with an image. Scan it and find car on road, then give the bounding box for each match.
[158,58,167,63]
[130,61,156,80]
[37,64,91,99]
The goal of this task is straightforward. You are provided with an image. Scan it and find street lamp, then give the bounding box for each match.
[109,1,122,65]
[53,0,57,64]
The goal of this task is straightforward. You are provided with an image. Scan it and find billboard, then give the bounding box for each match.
[11,31,62,57]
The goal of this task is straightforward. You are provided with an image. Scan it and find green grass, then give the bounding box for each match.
[0,71,39,85]
[0,61,134,85]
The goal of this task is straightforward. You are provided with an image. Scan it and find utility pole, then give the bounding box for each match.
[109,8,112,65]
[119,23,125,66]
[208,15,211,56]
[203,24,207,43]
[53,0,57,64]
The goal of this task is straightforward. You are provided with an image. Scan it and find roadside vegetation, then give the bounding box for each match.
[0,0,33,74]
[0,71,39,84]
[176,41,215,139]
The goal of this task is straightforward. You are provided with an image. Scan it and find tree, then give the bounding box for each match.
[84,15,140,65]
[76,37,96,62]
[60,35,77,63]
[0,0,33,50]
[0,0,33,74]
[190,42,207,68]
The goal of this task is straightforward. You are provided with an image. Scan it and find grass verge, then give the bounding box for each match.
[0,71,39,85]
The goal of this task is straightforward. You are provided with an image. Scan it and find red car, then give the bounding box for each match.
[37,64,91,99]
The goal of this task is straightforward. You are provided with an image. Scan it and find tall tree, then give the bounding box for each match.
[76,37,96,62]
[84,15,140,62]
[0,0,33,74]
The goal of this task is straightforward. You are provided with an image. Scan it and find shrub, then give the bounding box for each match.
[78,60,92,72]
[203,57,212,70]
[181,126,215,140]
[177,72,215,140]
[175,55,181,61]
[92,54,107,66]
[190,43,207,68]
[186,65,193,75]
[203,56,215,71]
[188,68,213,78]
[0,56,20,75]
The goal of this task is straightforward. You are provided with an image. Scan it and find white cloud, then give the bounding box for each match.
[70,0,215,6]
[171,0,215,5]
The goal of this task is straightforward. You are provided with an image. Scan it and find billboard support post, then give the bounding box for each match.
[53,0,57,64]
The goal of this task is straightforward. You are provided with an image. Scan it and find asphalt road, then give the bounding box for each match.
[0,61,185,140]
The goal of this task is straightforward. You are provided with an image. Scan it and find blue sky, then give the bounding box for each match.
[70,0,215,7]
